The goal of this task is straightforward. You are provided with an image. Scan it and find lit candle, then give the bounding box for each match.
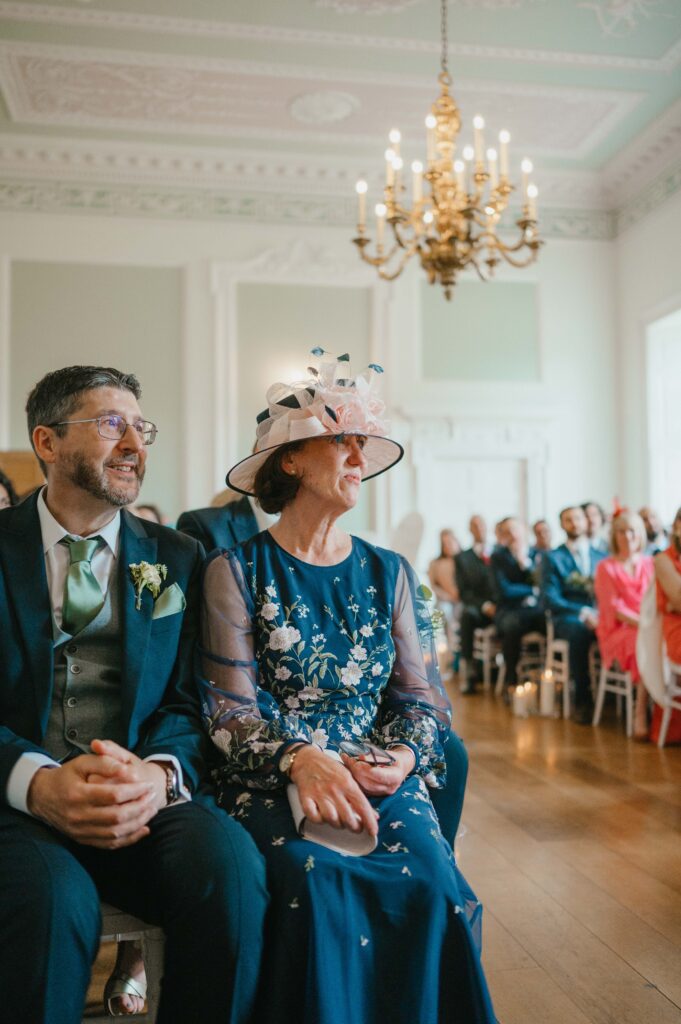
[411,160,423,203]
[454,159,465,194]
[388,128,401,159]
[392,155,403,192]
[385,148,395,187]
[423,208,434,236]
[375,202,387,248]
[486,147,498,190]
[473,115,485,165]
[540,669,555,716]
[498,130,510,179]
[521,158,533,202]
[525,681,538,714]
[463,144,474,194]
[425,114,437,164]
[355,179,368,229]
[512,683,528,717]
[527,182,538,221]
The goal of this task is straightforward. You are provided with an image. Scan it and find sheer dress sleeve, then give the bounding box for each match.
[198,551,315,789]
[371,556,452,788]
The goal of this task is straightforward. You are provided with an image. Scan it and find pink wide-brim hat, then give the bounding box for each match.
[226,349,404,497]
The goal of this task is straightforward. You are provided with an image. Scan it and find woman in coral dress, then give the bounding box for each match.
[595,510,654,738]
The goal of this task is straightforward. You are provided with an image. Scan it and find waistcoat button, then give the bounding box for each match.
[66,696,77,708]
[70,664,81,675]
[66,728,78,740]
[66,644,78,655]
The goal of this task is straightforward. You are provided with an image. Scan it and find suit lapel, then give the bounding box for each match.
[119,510,158,728]
[230,497,259,546]
[562,544,580,574]
[0,493,55,734]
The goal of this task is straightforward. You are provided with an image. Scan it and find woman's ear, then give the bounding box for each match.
[280,450,298,478]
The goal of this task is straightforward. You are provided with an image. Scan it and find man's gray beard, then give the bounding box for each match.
[65,452,144,507]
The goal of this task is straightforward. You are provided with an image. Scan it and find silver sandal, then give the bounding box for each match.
[103,969,148,1017]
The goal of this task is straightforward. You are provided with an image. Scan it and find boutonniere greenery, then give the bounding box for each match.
[565,570,594,596]
[129,561,168,610]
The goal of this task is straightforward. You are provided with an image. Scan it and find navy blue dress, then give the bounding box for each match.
[199,532,496,1024]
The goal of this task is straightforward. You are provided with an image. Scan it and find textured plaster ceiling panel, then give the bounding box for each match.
[0,42,643,160]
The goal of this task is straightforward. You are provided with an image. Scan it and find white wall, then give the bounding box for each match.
[615,188,681,511]
[0,209,619,548]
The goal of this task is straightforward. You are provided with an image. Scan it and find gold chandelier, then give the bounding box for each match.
[352,0,542,299]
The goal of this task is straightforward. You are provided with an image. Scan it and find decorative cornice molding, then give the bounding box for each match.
[615,155,681,235]
[0,176,617,239]
[0,2,678,71]
[601,95,681,205]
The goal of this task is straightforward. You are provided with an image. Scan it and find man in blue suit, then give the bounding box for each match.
[492,518,545,688]
[177,493,259,553]
[0,366,267,1024]
[542,505,606,723]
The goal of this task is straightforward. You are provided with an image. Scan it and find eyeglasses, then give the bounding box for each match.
[47,415,158,446]
[339,740,396,767]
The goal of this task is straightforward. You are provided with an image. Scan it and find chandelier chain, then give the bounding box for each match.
[440,0,448,75]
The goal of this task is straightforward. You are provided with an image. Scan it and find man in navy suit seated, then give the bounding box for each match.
[177,489,264,553]
[542,505,607,723]
[492,518,546,688]
[455,514,497,694]
[0,366,267,1024]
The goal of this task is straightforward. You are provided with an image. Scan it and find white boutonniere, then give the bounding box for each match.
[129,561,168,610]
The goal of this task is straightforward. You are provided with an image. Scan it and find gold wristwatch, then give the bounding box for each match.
[279,744,305,778]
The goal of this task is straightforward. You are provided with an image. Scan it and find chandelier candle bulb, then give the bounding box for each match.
[527,183,538,220]
[498,130,510,178]
[486,148,498,190]
[385,148,396,187]
[375,202,387,248]
[411,161,423,202]
[425,114,437,164]
[388,128,401,157]
[454,159,465,194]
[521,158,533,201]
[355,179,368,230]
[473,115,485,165]
[392,155,404,192]
[463,145,475,194]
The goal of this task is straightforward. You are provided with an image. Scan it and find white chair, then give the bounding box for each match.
[495,630,547,696]
[592,662,634,737]
[658,660,681,749]
[545,618,599,719]
[469,626,502,691]
[85,904,164,1023]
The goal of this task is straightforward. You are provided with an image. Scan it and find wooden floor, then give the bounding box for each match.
[449,680,681,1024]
[88,683,681,1023]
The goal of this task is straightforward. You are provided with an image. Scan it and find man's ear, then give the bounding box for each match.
[32,425,59,467]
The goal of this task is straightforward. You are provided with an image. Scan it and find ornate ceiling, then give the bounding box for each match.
[0,0,679,237]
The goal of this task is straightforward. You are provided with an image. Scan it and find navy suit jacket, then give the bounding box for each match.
[491,547,536,612]
[454,548,496,611]
[0,492,209,804]
[177,497,258,554]
[541,543,606,618]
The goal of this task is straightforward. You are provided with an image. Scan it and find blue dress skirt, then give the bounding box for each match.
[199,532,496,1024]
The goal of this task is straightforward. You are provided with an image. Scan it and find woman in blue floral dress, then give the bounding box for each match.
[199,353,496,1024]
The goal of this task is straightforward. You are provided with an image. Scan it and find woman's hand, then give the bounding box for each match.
[341,744,415,797]
[289,745,379,836]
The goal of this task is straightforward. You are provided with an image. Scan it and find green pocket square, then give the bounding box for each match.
[152,582,186,620]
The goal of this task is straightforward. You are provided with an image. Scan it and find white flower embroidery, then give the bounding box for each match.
[284,695,300,710]
[389,821,405,829]
[401,866,412,877]
[310,728,329,748]
[367,586,377,595]
[360,936,369,946]
[211,729,232,755]
[269,626,302,652]
[235,792,251,806]
[368,607,377,615]
[304,855,315,872]
[340,661,363,686]
[350,644,367,661]
[312,633,326,644]
[289,897,300,909]
[371,663,383,677]
[299,685,324,701]
[265,585,277,598]
[359,624,374,637]
[275,665,292,681]
[260,601,280,621]
[271,836,285,846]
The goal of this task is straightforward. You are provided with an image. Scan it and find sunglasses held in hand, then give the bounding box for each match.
[339,740,396,768]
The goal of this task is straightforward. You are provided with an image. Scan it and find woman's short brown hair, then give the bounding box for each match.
[253,442,303,514]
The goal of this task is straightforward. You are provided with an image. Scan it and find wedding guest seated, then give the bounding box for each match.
[428,528,461,661]
[199,351,496,1024]
[177,480,274,552]
[0,468,19,509]
[0,365,267,1023]
[531,518,552,562]
[542,505,606,723]
[492,517,546,688]
[455,515,496,694]
[594,509,654,738]
[640,505,668,556]
[582,500,609,554]
[653,506,681,743]
[132,501,165,524]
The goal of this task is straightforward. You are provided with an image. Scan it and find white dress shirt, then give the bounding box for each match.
[7,488,188,813]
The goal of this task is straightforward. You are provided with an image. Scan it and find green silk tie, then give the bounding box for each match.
[60,535,105,636]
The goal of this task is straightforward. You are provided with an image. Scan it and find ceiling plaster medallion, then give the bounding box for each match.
[578,0,674,37]
[289,90,360,125]
[314,0,425,14]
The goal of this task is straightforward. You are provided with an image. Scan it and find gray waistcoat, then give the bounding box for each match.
[44,573,125,761]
